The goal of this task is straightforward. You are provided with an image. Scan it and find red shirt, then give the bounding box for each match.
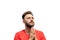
[14,30,46,40]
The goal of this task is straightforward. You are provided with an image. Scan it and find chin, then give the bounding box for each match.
[31,24,34,26]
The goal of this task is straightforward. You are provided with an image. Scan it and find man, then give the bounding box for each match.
[14,11,46,40]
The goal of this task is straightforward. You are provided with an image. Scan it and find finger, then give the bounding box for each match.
[31,28,35,33]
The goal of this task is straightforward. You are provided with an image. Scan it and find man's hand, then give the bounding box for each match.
[29,28,38,40]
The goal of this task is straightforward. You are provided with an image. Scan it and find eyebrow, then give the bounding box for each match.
[27,17,34,19]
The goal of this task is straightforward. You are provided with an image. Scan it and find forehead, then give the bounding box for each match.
[25,14,33,18]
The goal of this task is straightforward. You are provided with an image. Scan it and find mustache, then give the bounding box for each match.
[30,20,34,23]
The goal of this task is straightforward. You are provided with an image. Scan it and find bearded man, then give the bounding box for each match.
[14,11,46,40]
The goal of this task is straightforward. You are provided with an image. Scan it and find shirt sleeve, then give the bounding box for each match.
[41,32,46,40]
[14,32,21,40]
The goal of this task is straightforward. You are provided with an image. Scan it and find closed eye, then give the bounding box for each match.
[27,17,30,19]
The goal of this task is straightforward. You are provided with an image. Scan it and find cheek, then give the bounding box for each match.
[26,19,31,23]
[27,20,30,23]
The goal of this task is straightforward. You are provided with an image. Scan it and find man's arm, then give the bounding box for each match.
[14,32,21,40]
[41,32,46,40]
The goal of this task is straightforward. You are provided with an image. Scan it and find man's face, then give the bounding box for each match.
[23,14,35,28]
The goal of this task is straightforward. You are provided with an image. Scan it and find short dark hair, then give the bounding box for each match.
[22,11,33,19]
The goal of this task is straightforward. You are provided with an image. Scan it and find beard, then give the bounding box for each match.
[25,21,35,28]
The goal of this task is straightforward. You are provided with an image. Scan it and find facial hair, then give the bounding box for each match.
[25,20,35,28]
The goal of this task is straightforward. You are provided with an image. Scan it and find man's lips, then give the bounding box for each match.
[30,21,34,23]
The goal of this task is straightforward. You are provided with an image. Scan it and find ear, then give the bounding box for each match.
[23,20,25,23]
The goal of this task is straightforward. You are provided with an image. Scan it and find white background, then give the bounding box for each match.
[0,0,60,40]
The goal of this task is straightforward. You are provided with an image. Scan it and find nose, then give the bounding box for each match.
[31,18,33,21]
[30,18,34,22]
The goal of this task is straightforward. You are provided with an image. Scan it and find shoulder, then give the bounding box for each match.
[14,30,25,40]
[35,29,46,40]
[35,29,44,35]
[35,29,43,33]
[15,30,25,36]
[35,29,46,38]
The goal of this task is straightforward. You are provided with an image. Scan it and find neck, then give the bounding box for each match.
[25,26,34,34]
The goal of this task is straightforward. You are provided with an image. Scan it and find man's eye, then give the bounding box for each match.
[32,17,34,19]
[27,17,34,19]
[27,17,30,19]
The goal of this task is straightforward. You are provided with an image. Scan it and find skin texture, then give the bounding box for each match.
[23,14,38,40]
[23,14,34,28]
